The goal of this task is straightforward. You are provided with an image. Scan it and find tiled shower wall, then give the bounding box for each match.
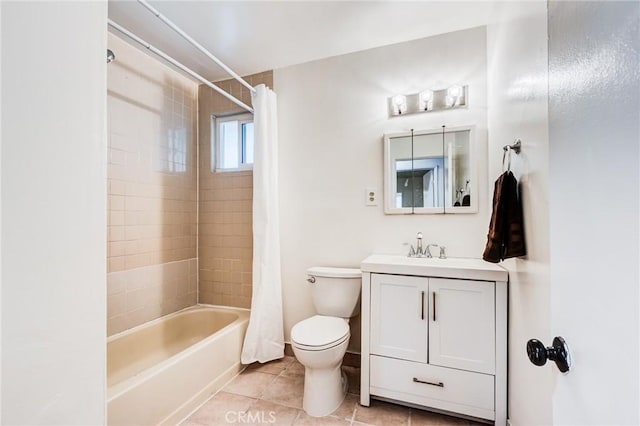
[106,34,198,335]
[198,71,274,308]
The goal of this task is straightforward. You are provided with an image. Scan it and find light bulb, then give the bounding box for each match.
[419,90,433,102]
[392,94,407,115]
[419,90,434,111]
[447,85,463,98]
[392,94,406,106]
[445,95,455,108]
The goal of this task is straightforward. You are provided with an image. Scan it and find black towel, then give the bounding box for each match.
[483,171,526,263]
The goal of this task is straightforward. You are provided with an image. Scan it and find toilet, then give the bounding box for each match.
[290,266,362,417]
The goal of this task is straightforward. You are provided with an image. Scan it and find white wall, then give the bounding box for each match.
[275,27,488,348]
[486,2,553,425]
[0,2,3,420]
[548,2,639,424]
[1,2,107,424]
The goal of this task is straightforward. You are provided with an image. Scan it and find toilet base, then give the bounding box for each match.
[302,364,347,417]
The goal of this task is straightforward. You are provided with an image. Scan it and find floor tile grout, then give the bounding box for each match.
[183,356,478,426]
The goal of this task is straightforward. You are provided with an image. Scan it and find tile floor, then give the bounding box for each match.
[182,356,485,426]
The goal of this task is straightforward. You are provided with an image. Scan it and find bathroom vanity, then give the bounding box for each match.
[360,255,508,425]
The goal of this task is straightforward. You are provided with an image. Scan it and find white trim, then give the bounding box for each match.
[495,279,508,426]
[0,2,3,417]
[360,271,372,407]
[212,113,254,172]
[383,125,478,214]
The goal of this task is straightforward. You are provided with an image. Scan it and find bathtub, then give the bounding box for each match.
[107,305,250,425]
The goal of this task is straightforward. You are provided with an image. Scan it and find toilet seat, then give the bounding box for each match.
[291,315,350,351]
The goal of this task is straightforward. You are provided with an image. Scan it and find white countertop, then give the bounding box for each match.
[361,254,508,282]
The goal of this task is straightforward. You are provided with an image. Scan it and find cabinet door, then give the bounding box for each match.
[370,274,428,362]
[429,278,495,374]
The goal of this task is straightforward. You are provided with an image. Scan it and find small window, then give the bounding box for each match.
[212,113,254,172]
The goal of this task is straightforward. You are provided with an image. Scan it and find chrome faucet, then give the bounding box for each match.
[408,233,447,258]
[425,244,439,258]
[408,232,427,257]
[424,244,448,259]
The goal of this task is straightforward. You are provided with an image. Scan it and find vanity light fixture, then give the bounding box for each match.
[388,85,468,117]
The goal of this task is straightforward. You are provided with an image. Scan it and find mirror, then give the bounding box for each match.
[384,126,476,214]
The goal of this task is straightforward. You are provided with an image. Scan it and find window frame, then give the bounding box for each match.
[211,112,254,172]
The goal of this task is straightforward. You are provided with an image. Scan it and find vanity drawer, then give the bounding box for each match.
[369,355,495,420]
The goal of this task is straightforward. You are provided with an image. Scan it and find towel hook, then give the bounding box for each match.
[502,148,512,172]
[502,139,522,172]
[503,139,522,154]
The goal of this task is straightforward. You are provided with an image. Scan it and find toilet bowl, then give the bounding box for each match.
[291,315,350,416]
[290,267,361,417]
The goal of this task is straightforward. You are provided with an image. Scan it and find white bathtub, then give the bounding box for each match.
[107,305,250,425]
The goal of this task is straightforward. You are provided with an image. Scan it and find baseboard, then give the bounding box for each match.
[343,351,361,368]
[284,342,295,357]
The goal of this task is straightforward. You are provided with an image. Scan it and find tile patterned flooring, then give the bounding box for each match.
[182,356,485,426]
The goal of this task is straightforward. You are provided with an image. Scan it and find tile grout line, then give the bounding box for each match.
[253,367,278,401]
[348,403,356,425]
[185,357,470,426]
[292,409,304,425]
[250,358,307,417]
[176,365,252,425]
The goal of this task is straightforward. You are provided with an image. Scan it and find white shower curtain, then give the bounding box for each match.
[241,84,284,364]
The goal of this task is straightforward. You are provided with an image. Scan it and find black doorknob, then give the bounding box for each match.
[526,336,571,373]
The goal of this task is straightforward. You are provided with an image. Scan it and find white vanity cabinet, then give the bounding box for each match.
[370,274,428,362]
[361,255,508,425]
[428,278,496,375]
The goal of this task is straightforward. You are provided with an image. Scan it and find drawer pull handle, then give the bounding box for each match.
[413,377,444,388]
[421,291,425,320]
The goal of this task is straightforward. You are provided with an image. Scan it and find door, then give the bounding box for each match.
[370,274,428,362]
[548,2,640,424]
[429,278,495,374]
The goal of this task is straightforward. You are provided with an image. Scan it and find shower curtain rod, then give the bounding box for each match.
[137,0,256,95]
[108,19,254,114]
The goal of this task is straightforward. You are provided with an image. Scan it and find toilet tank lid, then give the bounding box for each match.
[307,266,361,278]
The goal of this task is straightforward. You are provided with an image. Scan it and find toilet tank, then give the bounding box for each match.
[307,267,362,318]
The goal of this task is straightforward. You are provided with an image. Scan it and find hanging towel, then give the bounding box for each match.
[483,171,526,263]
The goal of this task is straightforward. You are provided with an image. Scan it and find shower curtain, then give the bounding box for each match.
[241,84,285,364]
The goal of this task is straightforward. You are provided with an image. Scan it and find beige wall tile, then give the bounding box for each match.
[106,258,197,336]
[107,33,198,332]
[197,71,272,309]
[109,30,271,328]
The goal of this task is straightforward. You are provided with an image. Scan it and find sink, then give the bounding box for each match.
[360,254,508,282]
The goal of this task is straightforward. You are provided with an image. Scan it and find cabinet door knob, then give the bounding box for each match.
[526,336,571,373]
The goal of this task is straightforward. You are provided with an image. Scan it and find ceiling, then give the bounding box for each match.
[108,1,498,82]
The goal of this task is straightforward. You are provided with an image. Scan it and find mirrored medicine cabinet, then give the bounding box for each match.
[383,125,477,214]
